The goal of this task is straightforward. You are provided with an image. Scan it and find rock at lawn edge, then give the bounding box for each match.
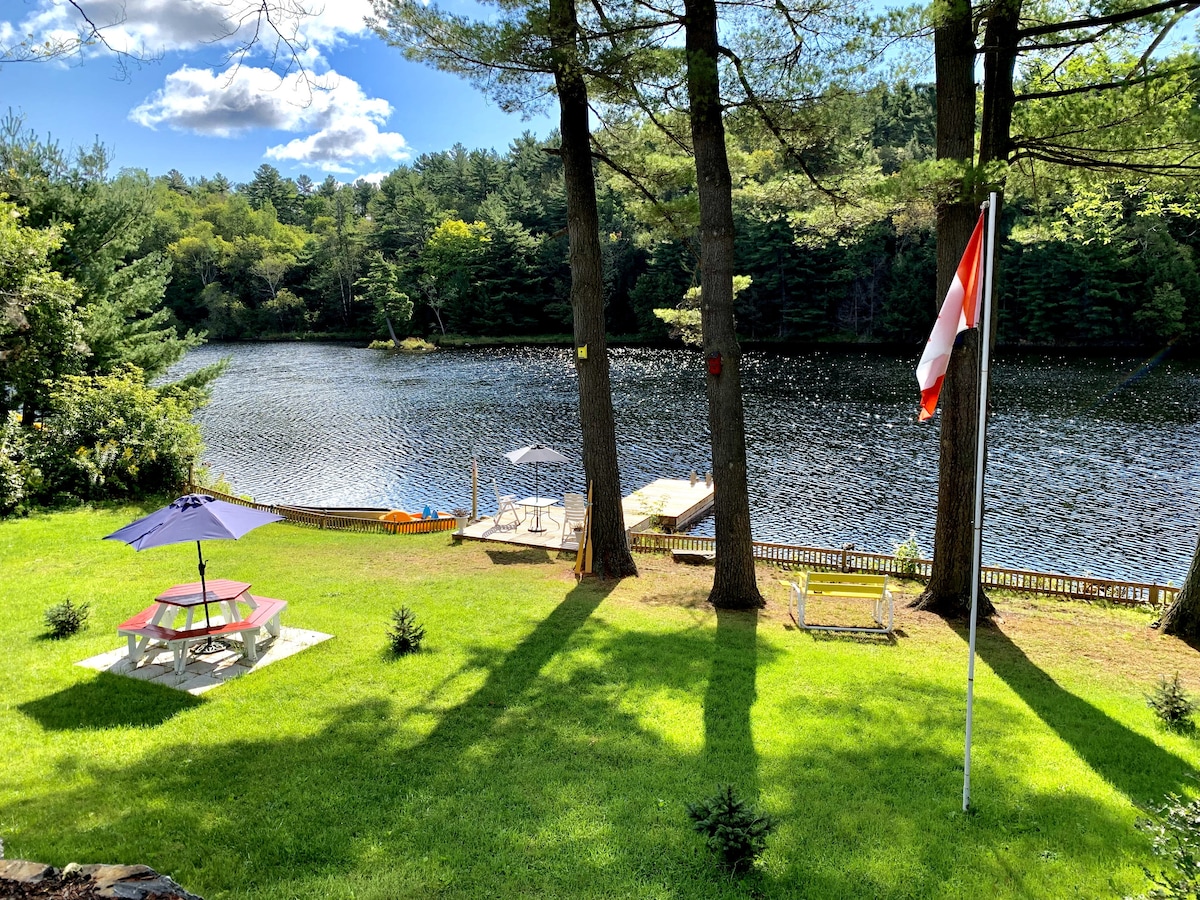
[0,859,204,899]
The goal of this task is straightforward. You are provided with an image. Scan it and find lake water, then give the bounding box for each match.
[173,343,1200,584]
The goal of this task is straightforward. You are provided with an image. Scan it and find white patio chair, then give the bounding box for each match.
[493,480,521,527]
[561,492,587,544]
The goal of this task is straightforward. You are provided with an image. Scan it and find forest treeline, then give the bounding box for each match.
[7,80,1197,354]
[158,86,1200,347]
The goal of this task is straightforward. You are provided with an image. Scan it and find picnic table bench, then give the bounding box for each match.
[785,572,893,635]
[118,595,287,675]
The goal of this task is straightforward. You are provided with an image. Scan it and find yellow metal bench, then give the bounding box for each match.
[786,572,893,634]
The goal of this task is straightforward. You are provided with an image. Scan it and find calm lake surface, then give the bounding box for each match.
[173,343,1200,584]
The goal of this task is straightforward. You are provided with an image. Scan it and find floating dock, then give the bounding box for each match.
[621,478,714,532]
[459,478,714,552]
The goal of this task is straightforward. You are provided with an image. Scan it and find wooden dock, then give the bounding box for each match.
[458,478,715,552]
[621,478,714,532]
[187,483,1181,606]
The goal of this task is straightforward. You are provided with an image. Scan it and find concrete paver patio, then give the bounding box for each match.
[76,626,333,696]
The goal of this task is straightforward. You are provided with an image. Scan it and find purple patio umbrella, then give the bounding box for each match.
[105,494,283,653]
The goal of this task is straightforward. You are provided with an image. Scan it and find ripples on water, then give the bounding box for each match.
[173,343,1200,583]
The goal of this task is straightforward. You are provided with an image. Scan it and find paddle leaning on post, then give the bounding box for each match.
[104,494,283,654]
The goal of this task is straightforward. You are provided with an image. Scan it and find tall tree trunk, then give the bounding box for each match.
[980,0,1021,169]
[550,0,638,579]
[1159,531,1200,638]
[912,0,995,618]
[683,0,763,609]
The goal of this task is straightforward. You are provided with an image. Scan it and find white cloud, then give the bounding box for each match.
[355,171,391,185]
[5,0,374,65]
[131,66,318,135]
[266,122,408,172]
[131,64,409,170]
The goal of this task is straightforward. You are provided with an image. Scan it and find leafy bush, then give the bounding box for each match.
[24,365,203,504]
[1148,674,1195,730]
[398,337,435,352]
[191,464,248,500]
[1133,788,1200,899]
[894,531,922,577]
[44,599,90,639]
[686,784,777,874]
[0,416,31,516]
[387,606,426,657]
[369,337,434,351]
[632,491,669,533]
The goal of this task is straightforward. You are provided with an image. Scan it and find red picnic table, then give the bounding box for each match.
[117,579,287,675]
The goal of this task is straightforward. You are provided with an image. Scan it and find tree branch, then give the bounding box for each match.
[1011,145,1200,174]
[1014,63,1200,101]
[589,140,701,263]
[716,43,847,203]
[1019,0,1198,39]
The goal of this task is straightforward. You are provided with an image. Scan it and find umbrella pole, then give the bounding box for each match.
[197,541,211,630]
[192,540,228,655]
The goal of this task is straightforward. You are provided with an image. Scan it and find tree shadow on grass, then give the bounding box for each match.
[701,608,760,792]
[767,714,1152,898]
[405,576,614,746]
[7,581,792,898]
[17,673,201,730]
[688,608,767,884]
[4,577,714,894]
[971,623,1194,802]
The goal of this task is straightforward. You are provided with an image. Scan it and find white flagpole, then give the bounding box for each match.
[963,191,999,813]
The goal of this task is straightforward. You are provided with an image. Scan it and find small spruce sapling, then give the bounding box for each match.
[44,599,90,639]
[1148,673,1195,731]
[387,606,426,656]
[686,784,777,873]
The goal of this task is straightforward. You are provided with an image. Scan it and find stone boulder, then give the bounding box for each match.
[0,859,203,899]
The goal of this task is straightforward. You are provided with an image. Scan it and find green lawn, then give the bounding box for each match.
[2,504,1198,899]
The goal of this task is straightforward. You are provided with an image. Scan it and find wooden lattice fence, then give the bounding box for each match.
[629,532,1177,607]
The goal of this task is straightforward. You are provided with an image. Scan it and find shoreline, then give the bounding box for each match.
[205,333,1200,360]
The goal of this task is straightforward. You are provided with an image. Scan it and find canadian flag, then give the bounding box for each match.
[916,212,986,421]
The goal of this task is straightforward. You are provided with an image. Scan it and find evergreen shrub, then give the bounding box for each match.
[1148,673,1195,730]
[44,599,89,639]
[686,784,777,873]
[387,606,426,657]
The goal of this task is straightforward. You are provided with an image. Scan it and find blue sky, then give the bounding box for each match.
[0,0,556,185]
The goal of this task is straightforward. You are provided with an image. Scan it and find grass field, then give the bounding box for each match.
[2,504,1199,899]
